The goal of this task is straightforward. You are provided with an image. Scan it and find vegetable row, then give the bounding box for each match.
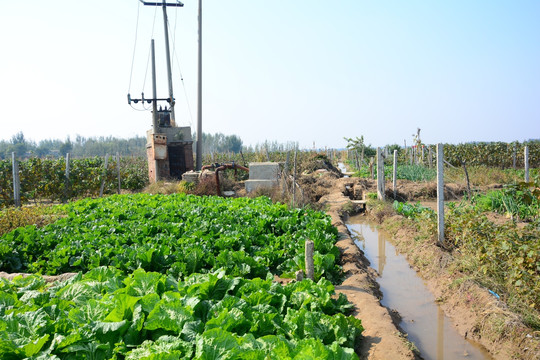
[0,194,342,282]
[0,267,363,359]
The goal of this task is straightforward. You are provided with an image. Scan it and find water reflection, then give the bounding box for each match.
[378,230,386,275]
[438,307,445,360]
[346,216,492,360]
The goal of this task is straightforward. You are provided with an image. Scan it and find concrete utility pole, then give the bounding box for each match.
[151,39,159,132]
[151,39,160,181]
[139,0,184,126]
[196,0,203,170]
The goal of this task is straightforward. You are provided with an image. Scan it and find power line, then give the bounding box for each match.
[128,0,141,93]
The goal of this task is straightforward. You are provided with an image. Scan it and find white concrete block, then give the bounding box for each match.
[245,179,279,193]
[249,162,280,180]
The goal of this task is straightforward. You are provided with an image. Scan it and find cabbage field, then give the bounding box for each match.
[0,194,363,359]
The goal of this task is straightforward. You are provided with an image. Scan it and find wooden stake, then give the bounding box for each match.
[64,153,71,202]
[461,160,471,199]
[116,152,121,194]
[377,148,385,200]
[99,154,109,197]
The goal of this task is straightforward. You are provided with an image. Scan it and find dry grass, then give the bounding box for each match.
[0,206,61,236]
[445,166,538,186]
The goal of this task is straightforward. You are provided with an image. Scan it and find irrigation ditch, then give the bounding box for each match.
[317,173,539,360]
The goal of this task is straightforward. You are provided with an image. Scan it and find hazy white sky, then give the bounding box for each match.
[1,0,539,149]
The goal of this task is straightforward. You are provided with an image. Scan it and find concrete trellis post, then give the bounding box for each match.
[393,150,397,199]
[524,146,529,183]
[377,147,385,201]
[12,152,21,208]
[305,240,315,280]
[436,144,444,246]
[292,148,297,208]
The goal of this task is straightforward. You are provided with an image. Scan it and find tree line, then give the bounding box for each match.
[0,132,246,159]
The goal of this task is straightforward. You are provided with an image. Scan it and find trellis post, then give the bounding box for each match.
[305,240,315,280]
[99,154,109,197]
[437,144,444,246]
[116,152,121,194]
[377,147,385,200]
[393,150,397,199]
[64,153,71,202]
[524,146,529,183]
[12,152,21,207]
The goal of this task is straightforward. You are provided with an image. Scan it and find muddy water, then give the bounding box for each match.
[346,215,493,360]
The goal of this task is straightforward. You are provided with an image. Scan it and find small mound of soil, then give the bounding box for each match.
[301,155,342,178]
[298,175,338,204]
[393,181,467,201]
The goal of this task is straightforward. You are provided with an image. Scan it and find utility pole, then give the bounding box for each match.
[139,0,184,126]
[151,40,158,132]
[151,39,161,181]
[196,0,203,170]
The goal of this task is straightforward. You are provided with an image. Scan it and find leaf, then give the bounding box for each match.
[195,328,239,360]
[205,308,251,335]
[124,269,168,297]
[125,336,193,360]
[144,299,194,333]
[104,293,141,322]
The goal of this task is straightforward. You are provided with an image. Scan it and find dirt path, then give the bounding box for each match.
[319,178,418,360]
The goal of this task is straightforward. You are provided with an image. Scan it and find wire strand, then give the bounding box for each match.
[142,6,159,94]
[168,13,194,127]
[128,0,141,93]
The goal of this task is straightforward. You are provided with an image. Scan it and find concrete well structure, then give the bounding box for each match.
[245,162,280,193]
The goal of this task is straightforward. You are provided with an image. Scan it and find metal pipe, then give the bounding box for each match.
[203,163,249,197]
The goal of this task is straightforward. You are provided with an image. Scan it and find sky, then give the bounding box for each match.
[0,0,539,149]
